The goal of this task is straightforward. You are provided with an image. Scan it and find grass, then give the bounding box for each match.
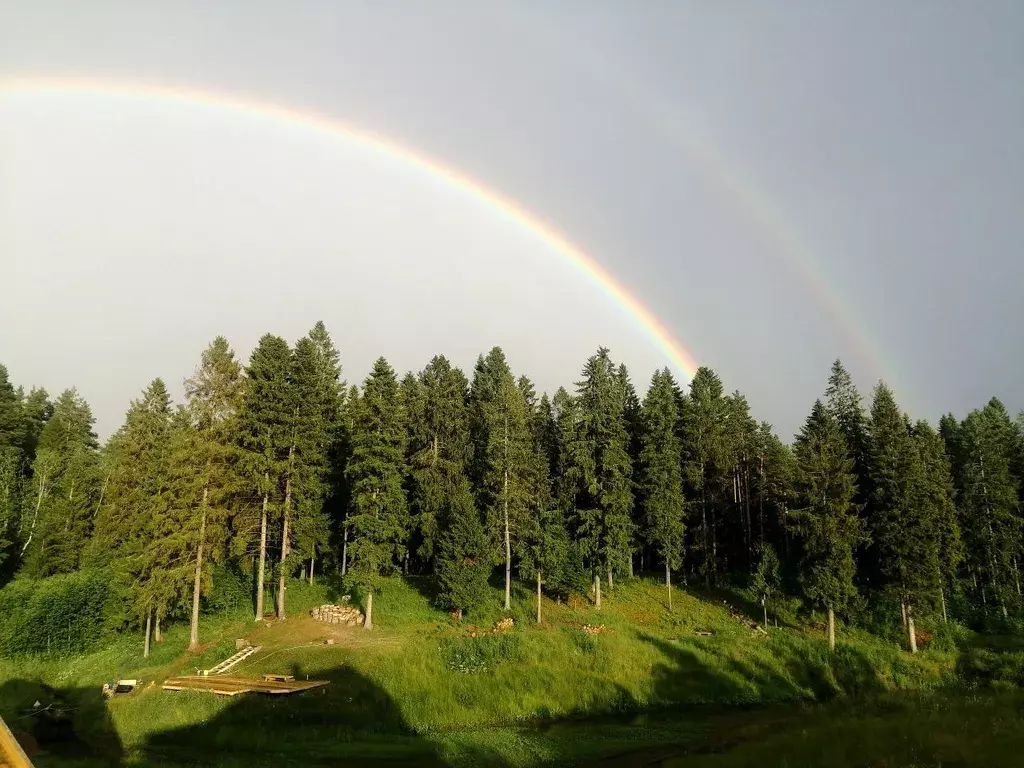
[0,574,999,766]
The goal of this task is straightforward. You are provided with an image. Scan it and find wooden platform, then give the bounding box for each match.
[162,675,328,697]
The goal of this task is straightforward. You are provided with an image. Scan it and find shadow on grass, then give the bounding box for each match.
[140,663,508,767]
[0,677,123,766]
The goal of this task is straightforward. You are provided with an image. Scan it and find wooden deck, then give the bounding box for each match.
[162,675,328,697]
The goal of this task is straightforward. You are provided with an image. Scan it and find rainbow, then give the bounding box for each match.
[0,75,700,382]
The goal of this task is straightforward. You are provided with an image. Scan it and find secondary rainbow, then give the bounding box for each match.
[0,75,700,382]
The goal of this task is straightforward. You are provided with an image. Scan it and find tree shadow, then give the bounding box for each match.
[140,663,508,766]
[0,677,123,766]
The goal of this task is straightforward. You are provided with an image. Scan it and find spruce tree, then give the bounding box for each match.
[436,473,490,619]
[407,356,471,569]
[791,400,862,649]
[345,357,409,628]
[912,420,963,625]
[178,337,244,648]
[867,382,940,646]
[237,334,293,621]
[680,367,728,586]
[285,323,343,603]
[564,348,634,604]
[751,543,781,628]
[639,368,685,610]
[21,389,100,577]
[957,400,1021,618]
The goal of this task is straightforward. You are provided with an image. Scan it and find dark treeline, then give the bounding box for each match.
[1,325,1022,654]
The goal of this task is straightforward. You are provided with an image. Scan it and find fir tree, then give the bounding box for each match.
[436,473,490,619]
[640,368,685,610]
[790,400,862,649]
[345,357,409,628]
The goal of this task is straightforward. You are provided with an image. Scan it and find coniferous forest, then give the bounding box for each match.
[2,323,1020,652]
[3,325,1024,766]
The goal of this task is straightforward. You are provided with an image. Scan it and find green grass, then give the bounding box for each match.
[0,575,997,766]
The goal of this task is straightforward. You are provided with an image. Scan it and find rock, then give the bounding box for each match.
[235,638,250,650]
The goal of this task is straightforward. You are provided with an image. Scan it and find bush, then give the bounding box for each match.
[0,569,122,656]
[439,632,524,674]
[202,563,251,614]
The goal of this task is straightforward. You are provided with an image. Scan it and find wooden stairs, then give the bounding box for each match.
[203,645,261,676]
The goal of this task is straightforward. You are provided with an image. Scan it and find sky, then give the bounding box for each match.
[1,1,1021,439]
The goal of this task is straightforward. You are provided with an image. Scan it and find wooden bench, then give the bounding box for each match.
[261,674,295,682]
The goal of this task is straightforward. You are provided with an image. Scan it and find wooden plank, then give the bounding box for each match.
[0,714,33,768]
[162,676,327,696]
[262,674,295,682]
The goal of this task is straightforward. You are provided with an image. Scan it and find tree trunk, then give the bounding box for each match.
[143,611,152,658]
[940,586,948,624]
[503,468,511,611]
[594,573,602,609]
[300,563,307,580]
[900,600,908,630]
[341,519,349,576]
[155,616,162,643]
[309,556,315,585]
[255,486,268,622]
[907,605,918,654]
[762,595,768,630]
[629,554,634,578]
[607,566,614,591]
[666,560,672,612]
[1014,557,1022,597]
[189,490,208,651]
[364,592,373,630]
[827,607,835,650]
[536,570,542,624]
[278,449,294,620]
[20,474,47,556]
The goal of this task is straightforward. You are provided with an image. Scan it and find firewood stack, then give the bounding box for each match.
[310,603,365,626]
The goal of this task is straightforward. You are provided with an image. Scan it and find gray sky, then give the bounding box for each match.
[1,1,1021,439]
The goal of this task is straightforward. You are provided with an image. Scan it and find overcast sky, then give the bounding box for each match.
[1,1,1021,439]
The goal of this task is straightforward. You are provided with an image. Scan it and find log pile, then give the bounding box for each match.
[310,603,364,626]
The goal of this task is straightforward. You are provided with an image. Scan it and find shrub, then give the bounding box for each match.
[0,569,122,656]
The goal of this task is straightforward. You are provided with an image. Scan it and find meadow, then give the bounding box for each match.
[5,573,1014,767]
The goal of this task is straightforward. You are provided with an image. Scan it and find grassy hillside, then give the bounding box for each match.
[0,575,964,766]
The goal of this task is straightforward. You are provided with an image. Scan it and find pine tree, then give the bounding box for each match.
[640,368,685,610]
[21,389,100,578]
[564,348,634,604]
[237,335,293,622]
[791,400,862,649]
[826,360,869,491]
[345,357,409,629]
[723,391,759,575]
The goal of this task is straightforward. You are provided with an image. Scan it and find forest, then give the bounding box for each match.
[1,320,1020,658]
